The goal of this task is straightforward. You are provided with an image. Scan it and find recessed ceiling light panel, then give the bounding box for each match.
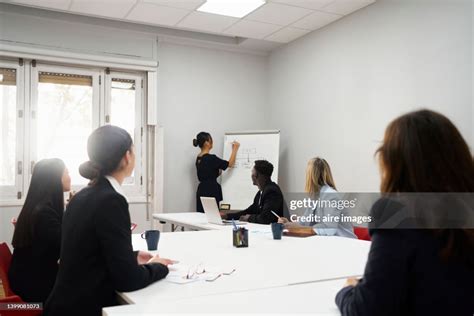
[197,0,266,18]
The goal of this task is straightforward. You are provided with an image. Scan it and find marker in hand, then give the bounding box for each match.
[231,140,240,150]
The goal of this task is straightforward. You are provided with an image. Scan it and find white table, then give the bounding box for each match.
[117,230,370,306]
[103,278,346,315]
[153,212,268,232]
[153,212,226,231]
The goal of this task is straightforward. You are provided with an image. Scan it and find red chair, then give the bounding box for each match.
[0,243,42,316]
[0,243,14,297]
[354,227,371,241]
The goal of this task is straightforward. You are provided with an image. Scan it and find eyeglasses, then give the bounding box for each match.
[183,263,236,282]
[185,263,206,280]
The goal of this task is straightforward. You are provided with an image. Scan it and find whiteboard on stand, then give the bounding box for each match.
[221,130,280,210]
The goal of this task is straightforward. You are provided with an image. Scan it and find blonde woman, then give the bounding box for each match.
[278,157,356,238]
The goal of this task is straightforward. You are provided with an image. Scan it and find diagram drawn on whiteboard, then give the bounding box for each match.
[235,148,265,169]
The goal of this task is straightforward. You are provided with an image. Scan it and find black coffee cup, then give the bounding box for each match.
[271,223,284,240]
[141,230,160,251]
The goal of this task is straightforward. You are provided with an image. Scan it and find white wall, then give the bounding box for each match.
[267,0,473,193]
[157,41,267,213]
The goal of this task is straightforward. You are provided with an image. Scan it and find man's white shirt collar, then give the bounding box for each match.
[105,175,128,202]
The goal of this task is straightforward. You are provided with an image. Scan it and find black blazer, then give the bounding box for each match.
[44,178,168,316]
[8,205,61,303]
[336,199,474,316]
[228,181,284,224]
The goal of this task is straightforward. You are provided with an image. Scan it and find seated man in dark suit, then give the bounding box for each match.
[226,160,284,224]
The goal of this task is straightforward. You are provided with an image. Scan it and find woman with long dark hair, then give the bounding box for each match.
[193,132,239,212]
[44,125,175,316]
[336,109,474,315]
[9,158,71,303]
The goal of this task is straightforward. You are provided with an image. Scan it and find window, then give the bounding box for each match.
[106,73,145,195]
[33,67,99,186]
[0,68,17,186]
[0,59,147,201]
[0,61,23,200]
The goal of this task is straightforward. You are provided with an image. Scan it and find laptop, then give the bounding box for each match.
[200,197,246,226]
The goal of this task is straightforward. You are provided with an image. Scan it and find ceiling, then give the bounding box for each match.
[2,0,376,44]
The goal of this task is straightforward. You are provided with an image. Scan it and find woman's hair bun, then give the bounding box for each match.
[79,160,101,180]
[194,132,211,149]
[80,125,133,182]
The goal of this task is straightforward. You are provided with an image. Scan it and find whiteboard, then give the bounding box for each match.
[221,131,280,210]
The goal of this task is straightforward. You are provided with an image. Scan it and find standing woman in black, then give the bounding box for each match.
[9,158,71,303]
[45,126,174,316]
[194,132,239,212]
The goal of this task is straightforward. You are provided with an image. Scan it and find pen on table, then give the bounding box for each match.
[232,219,238,230]
[271,211,280,220]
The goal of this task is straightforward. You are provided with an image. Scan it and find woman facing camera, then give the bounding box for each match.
[194,131,239,212]
[336,110,474,315]
[279,157,356,238]
[9,159,70,303]
[45,126,175,316]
